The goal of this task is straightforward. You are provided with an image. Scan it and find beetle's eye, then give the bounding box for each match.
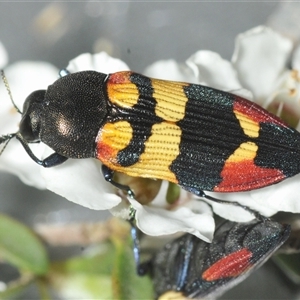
[22,90,46,112]
[19,114,33,140]
[19,90,45,142]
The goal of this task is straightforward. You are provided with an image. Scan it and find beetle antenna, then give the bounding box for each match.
[0,133,16,156]
[1,70,22,114]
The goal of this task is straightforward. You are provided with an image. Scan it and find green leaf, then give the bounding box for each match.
[50,220,153,299]
[50,273,113,299]
[51,243,115,275]
[49,243,116,299]
[112,237,154,300]
[0,214,49,275]
[274,253,300,284]
[166,182,180,204]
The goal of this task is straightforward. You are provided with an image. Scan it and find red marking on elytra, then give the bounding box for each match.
[234,97,288,128]
[108,71,132,84]
[202,248,252,281]
[214,160,285,192]
[96,140,117,164]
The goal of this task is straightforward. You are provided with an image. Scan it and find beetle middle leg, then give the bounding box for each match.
[101,165,135,198]
[128,207,152,276]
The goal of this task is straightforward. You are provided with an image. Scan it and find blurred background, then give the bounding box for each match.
[1,1,300,299]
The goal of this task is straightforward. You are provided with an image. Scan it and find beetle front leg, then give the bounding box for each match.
[16,133,68,167]
[40,152,68,167]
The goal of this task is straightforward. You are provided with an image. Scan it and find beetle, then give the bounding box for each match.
[1,69,300,199]
[150,218,290,299]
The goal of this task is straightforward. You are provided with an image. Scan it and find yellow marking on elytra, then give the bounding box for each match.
[98,122,181,183]
[101,121,133,151]
[107,81,139,108]
[96,121,133,165]
[152,79,189,122]
[234,110,259,138]
[123,122,181,182]
[226,142,258,163]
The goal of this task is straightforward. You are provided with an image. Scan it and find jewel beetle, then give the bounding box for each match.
[150,218,290,299]
[1,69,300,198]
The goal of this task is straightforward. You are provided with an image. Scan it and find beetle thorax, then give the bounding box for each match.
[39,71,109,159]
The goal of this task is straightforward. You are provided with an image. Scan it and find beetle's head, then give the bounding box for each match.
[19,90,45,143]
[1,70,108,160]
[0,69,47,158]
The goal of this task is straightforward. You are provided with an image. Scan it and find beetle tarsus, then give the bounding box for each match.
[40,153,69,168]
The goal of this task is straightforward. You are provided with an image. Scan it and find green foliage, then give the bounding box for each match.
[111,235,153,299]
[0,215,154,299]
[0,214,49,275]
[274,253,300,284]
[166,182,180,204]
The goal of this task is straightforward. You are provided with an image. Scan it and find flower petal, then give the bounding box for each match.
[186,50,243,91]
[41,158,121,210]
[109,181,215,241]
[1,61,59,116]
[250,174,300,213]
[131,198,214,242]
[0,40,8,68]
[0,141,46,189]
[292,43,300,72]
[204,189,280,222]
[232,26,293,101]
[66,52,129,74]
[144,59,197,82]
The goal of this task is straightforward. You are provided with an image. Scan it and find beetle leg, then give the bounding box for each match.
[128,207,151,276]
[16,133,68,167]
[181,185,266,221]
[101,165,135,198]
[40,153,68,167]
[200,191,268,222]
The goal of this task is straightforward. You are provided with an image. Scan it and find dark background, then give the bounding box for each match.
[0,2,299,299]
